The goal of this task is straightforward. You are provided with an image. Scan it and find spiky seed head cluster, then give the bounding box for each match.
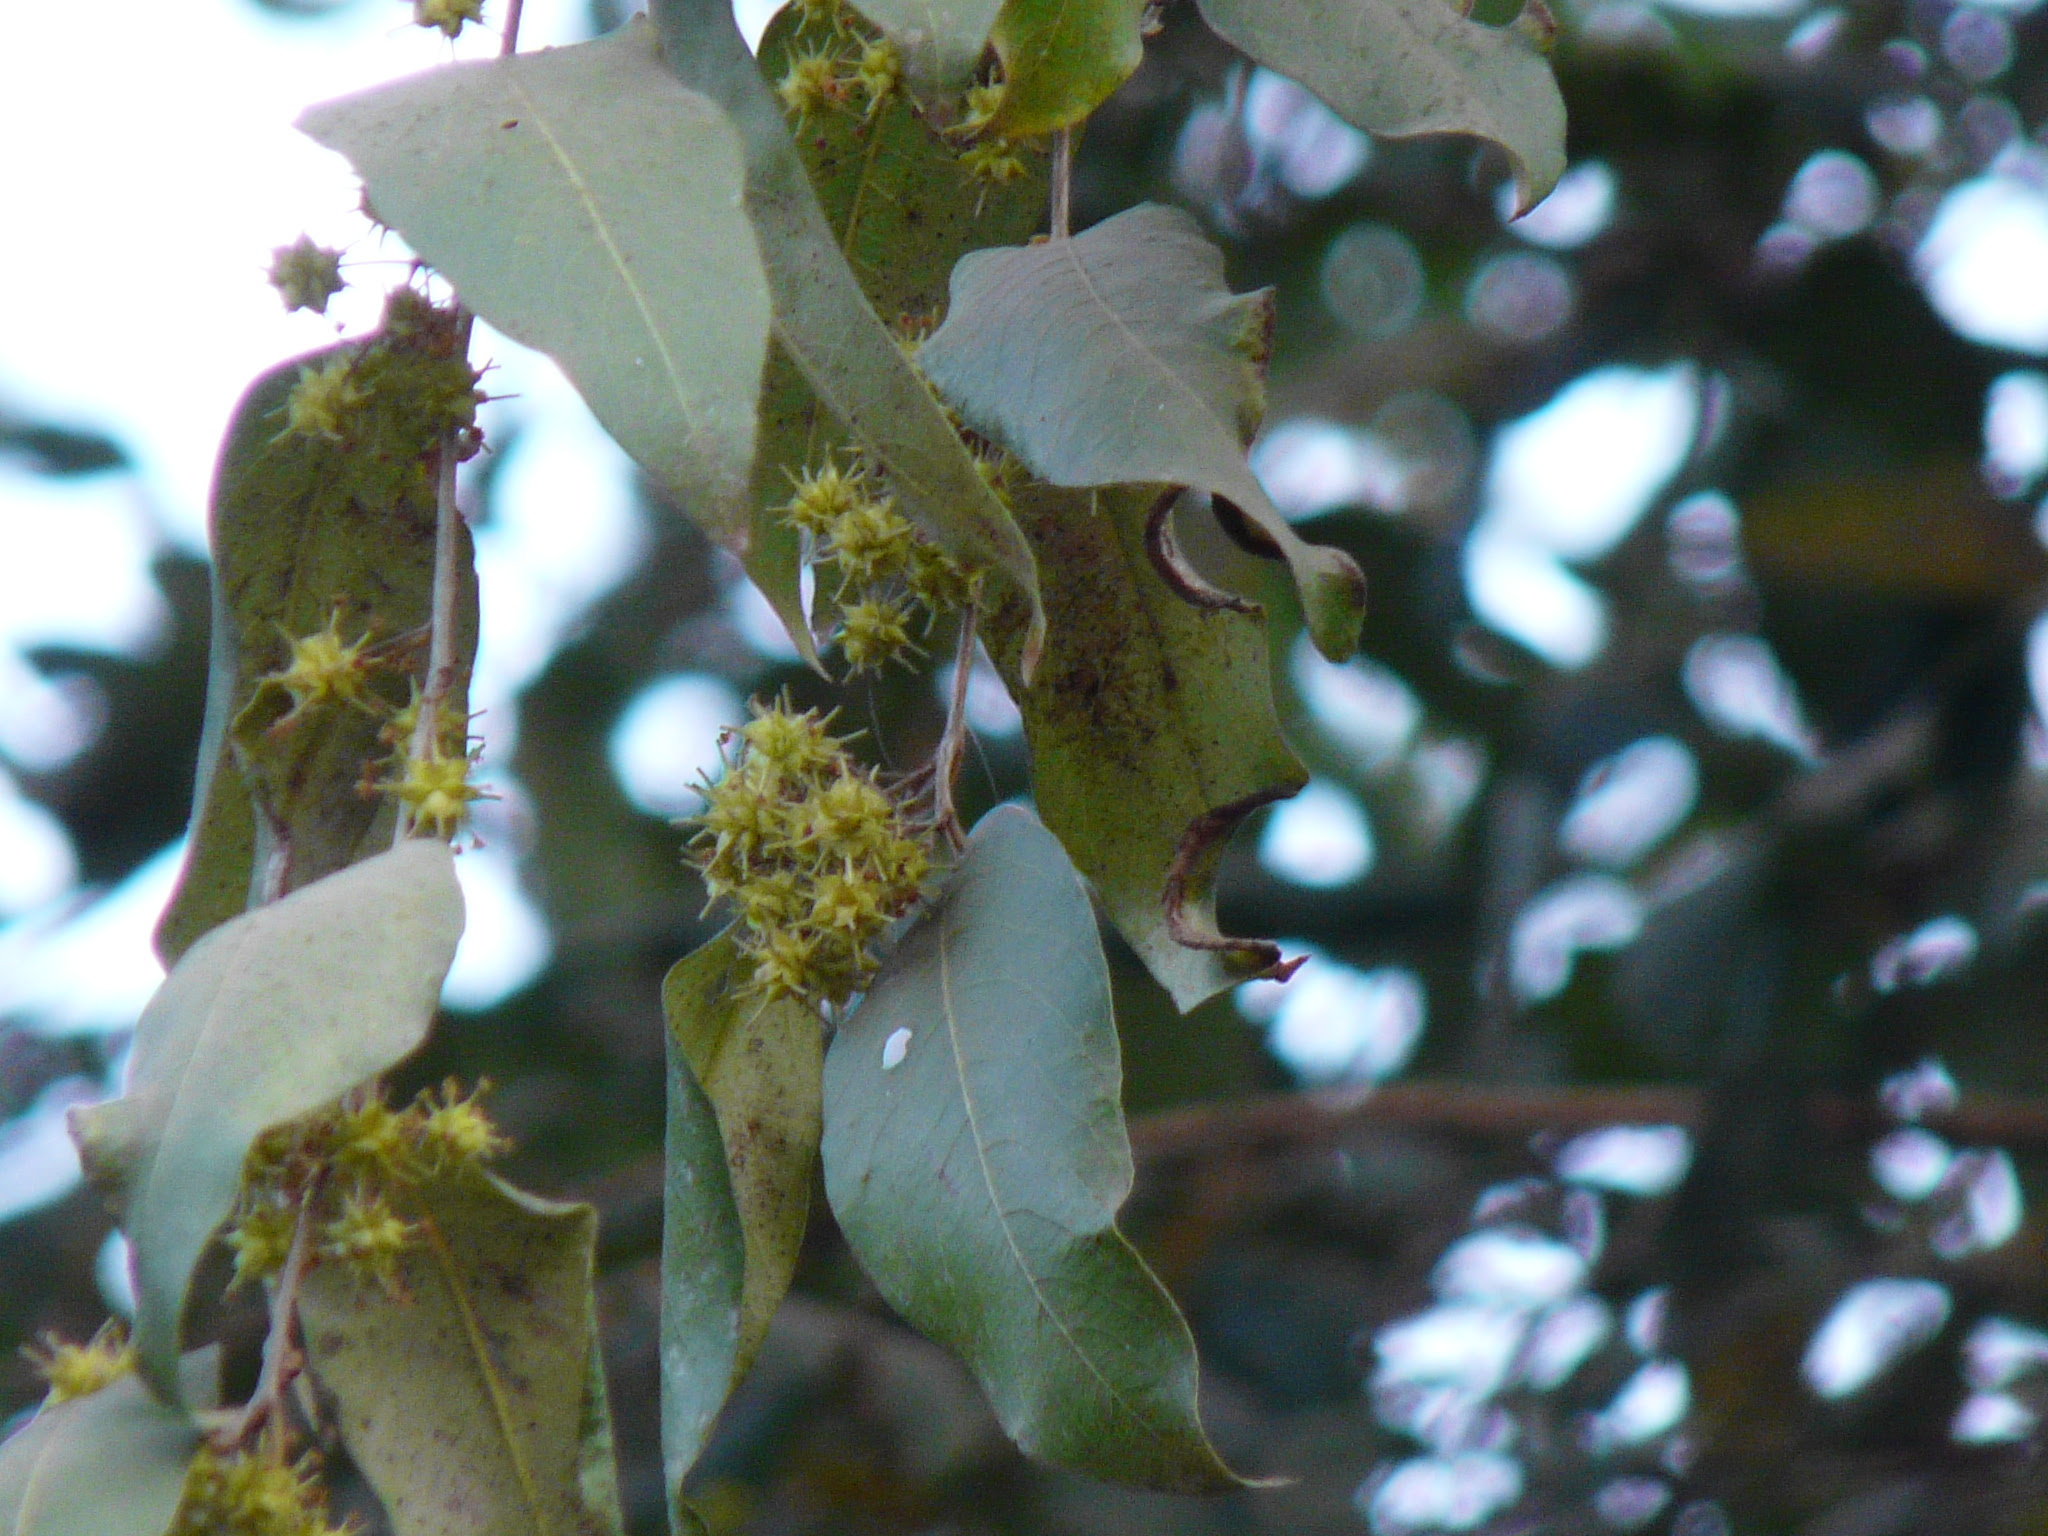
[782,456,975,676]
[25,1321,135,1403]
[173,1446,346,1536]
[413,0,484,36]
[264,610,376,727]
[773,7,896,123]
[685,698,930,1005]
[267,236,345,315]
[283,357,365,442]
[225,1081,509,1289]
[277,292,485,474]
[379,739,487,839]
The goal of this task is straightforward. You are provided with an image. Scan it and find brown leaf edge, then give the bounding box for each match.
[1161,788,1308,983]
[1143,492,1259,615]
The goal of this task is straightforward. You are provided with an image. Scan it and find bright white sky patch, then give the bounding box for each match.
[1252,418,1416,519]
[0,1076,98,1225]
[1870,914,1978,992]
[1555,1124,1693,1196]
[1963,1316,2048,1390]
[0,467,165,654]
[1264,960,1426,1084]
[0,841,181,1036]
[1509,874,1644,1003]
[443,840,551,1011]
[1584,1359,1690,1450]
[1364,1453,1524,1536]
[609,673,745,819]
[1522,1295,1612,1389]
[1435,1229,1587,1310]
[1463,533,1608,669]
[1291,635,1422,769]
[1560,736,1699,869]
[1502,161,1617,249]
[1803,1279,1952,1398]
[1783,149,1879,239]
[1260,779,1374,887]
[1918,169,2048,354]
[1242,68,1373,198]
[934,650,1023,738]
[1870,1126,1953,1202]
[1984,371,2048,490]
[0,769,78,919]
[1481,365,1700,562]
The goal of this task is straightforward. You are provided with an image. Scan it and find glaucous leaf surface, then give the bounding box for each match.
[660,1003,744,1504]
[821,807,1237,1491]
[155,336,477,964]
[69,840,464,1399]
[650,0,1046,673]
[1195,0,1566,211]
[298,1171,623,1536]
[660,932,821,1451]
[299,20,771,549]
[986,486,1306,1010]
[916,203,1365,660]
[742,7,1048,661]
[853,0,1005,93]
[985,0,1145,137]
[0,1375,197,1536]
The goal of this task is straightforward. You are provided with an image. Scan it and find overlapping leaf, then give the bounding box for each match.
[1195,0,1565,211]
[650,0,1045,672]
[917,203,1365,660]
[853,0,1005,93]
[985,0,1144,137]
[821,807,1238,1491]
[299,19,771,547]
[155,335,477,964]
[0,1374,198,1536]
[297,1171,623,1536]
[985,486,1306,1011]
[659,930,822,1488]
[743,8,1048,661]
[70,841,464,1399]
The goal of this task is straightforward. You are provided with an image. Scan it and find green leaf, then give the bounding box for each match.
[298,19,771,550]
[658,931,822,1490]
[737,8,1050,660]
[821,806,1238,1492]
[662,931,822,1381]
[659,1012,742,1502]
[0,1375,198,1536]
[916,203,1365,661]
[1194,0,1566,211]
[984,485,1306,1011]
[650,0,1046,673]
[297,1171,623,1536]
[853,0,1004,93]
[985,0,1144,137]
[155,331,479,964]
[70,840,464,1400]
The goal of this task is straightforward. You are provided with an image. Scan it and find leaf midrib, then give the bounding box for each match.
[504,71,704,451]
[933,887,1173,1448]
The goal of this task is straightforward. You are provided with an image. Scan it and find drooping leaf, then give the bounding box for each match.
[649,0,1046,673]
[299,18,771,549]
[155,328,479,964]
[984,486,1306,1011]
[662,931,822,1383]
[739,8,1049,660]
[70,840,464,1399]
[851,0,1004,94]
[985,0,1144,137]
[1194,0,1566,211]
[821,806,1238,1491]
[297,1170,623,1536]
[0,1374,198,1536]
[659,1007,743,1501]
[917,203,1365,660]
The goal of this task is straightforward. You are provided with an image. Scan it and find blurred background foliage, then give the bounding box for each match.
[7,0,2048,1530]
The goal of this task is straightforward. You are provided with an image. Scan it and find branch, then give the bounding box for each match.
[1050,129,1073,240]
[230,1172,325,1445]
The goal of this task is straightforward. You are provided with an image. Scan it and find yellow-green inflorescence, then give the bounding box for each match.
[24,1320,136,1404]
[784,452,978,677]
[685,698,931,1006]
[225,1080,509,1295]
[173,1444,349,1536]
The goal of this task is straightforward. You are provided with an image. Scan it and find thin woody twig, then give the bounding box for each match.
[932,606,980,852]
[1050,129,1073,239]
[231,1172,325,1445]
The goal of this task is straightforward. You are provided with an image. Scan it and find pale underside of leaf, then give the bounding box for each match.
[1194,0,1566,210]
[917,202,1363,660]
[299,18,771,548]
[298,1172,622,1536]
[71,840,463,1400]
[822,807,1237,1491]
[649,0,1045,674]
[855,0,1006,93]
[985,485,1306,1010]
[0,1374,198,1536]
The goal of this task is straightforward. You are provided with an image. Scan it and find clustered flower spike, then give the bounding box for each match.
[265,609,376,725]
[380,739,488,839]
[267,236,345,315]
[684,697,930,1005]
[26,1321,135,1403]
[281,357,366,442]
[413,0,485,37]
[173,1446,348,1536]
[782,454,974,677]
